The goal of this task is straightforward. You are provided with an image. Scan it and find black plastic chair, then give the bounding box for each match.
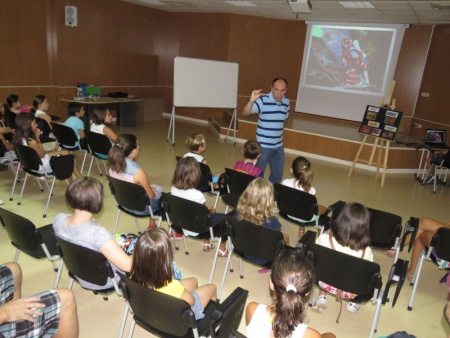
[423,150,450,193]
[209,214,285,300]
[4,110,16,129]
[86,131,112,176]
[214,168,257,211]
[326,200,403,262]
[107,175,162,234]
[55,235,122,300]
[274,183,323,235]
[161,192,216,255]
[407,227,450,311]
[12,143,74,217]
[0,208,63,288]
[301,239,384,337]
[118,272,248,338]
[51,122,87,173]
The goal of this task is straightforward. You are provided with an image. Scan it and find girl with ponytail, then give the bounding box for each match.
[246,249,335,338]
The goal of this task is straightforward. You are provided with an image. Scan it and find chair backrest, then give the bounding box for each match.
[327,200,402,249]
[213,287,248,338]
[224,168,256,196]
[308,243,382,302]
[433,227,450,262]
[50,122,78,148]
[225,215,285,262]
[0,208,49,259]
[49,154,75,180]
[55,235,114,286]
[107,175,150,213]
[274,183,318,221]
[35,117,52,143]
[161,192,212,234]
[13,142,43,172]
[119,273,197,337]
[87,131,112,158]
[4,110,16,129]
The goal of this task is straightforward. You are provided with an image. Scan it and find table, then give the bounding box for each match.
[57,96,142,131]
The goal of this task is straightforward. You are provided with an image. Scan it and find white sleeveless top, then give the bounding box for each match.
[246,304,308,338]
[90,123,105,134]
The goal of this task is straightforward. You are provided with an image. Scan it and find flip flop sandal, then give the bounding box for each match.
[218,249,228,257]
[202,243,215,252]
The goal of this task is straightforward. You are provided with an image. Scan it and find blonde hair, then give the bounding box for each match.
[186,133,206,151]
[236,178,277,225]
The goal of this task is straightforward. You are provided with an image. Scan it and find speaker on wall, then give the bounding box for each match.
[65,6,77,27]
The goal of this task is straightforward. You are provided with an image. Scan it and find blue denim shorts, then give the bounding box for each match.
[191,291,205,320]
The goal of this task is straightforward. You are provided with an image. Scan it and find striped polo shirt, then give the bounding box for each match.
[252,92,289,148]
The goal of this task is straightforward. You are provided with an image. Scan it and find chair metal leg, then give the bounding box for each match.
[43,177,56,218]
[217,248,234,300]
[182,236,189,255]
[17,173,29,205]
[209,242,221,283]
[408,250,426,311]
[68,278,74,290]
[113,210,122,234]
[13,249,20,262]
[9,163,21,201]
[369,290,383,338]
[127,318,136,338]
[53,260,64,289]
[87,156,95,176]
[239,258,243,279]
[118,303,130,338]
[133,218,141,234]
[94,157,102,176]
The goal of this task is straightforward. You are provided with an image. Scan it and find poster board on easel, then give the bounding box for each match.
[348,104,403,187]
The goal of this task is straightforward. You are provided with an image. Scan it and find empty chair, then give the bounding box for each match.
[51,122,87,173]
[107,175,162,234]
[161,192,219,255]
[274,183,324,234]
[55,235,122,300]
[118,271,248,338]
[12,143,74,217]
[215,168,257,211]
[209,215,285,299]
[0,208,62,288]
[86,131,112,176]
[407,227,450,311]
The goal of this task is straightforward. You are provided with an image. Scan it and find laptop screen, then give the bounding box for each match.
[425,129,446,145]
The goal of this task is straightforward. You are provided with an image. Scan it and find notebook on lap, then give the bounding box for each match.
[425,129,448,149]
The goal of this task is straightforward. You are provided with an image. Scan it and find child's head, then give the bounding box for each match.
[65,177,103,214]
[237,178,277,225]
[32,95,49,111]
[6,94,20,109]
[243,140,262,160]
[67,102,85,117]
[131,228,173,288]
[331,202,371,251]
[291,156,313,192]
[92,107,111,125]
[172,156,201,189]
[108,133,139,173]
[270,248,314,338]
[186,133,206,152]
[13,113,36,143]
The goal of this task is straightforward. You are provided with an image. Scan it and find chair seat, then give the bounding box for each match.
[68,272,118,295]
[222,193,240,208]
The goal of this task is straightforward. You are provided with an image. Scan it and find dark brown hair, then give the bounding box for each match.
[331,202,371,251]
[65,177,103,214]
[92,107,107,125]
[243,140,262,160]
[13,113,36,144]
[291,156,313,193]
[271,249,314,338]
[171,156,201,189]
[108,134,138,173]
[131,228,173,288]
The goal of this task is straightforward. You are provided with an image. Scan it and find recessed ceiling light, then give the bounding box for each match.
[339,1,374,9]
[225,1,257,7]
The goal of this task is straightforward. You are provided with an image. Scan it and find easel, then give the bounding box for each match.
[348,81,396,187]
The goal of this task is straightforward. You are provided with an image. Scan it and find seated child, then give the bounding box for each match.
[64,102,87,150]
[233,140,263,177]
[131,228,217,319]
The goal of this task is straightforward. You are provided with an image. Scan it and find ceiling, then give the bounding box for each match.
[122,0,450,24]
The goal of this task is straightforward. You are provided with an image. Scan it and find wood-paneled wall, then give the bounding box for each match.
[0,0,448,136]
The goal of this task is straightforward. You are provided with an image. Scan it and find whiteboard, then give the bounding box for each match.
[174,57,239,108]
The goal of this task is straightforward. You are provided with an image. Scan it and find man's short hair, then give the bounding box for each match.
[272,77,288,87]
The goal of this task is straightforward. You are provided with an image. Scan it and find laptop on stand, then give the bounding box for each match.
[425,129,449,149]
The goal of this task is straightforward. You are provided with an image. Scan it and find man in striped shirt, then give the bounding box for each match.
[242,78,290,184]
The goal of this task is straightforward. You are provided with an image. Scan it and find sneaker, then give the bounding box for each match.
[170,231,183,239]
[311,295,328,313]
[346,302,361,313]
[424,175,434,184]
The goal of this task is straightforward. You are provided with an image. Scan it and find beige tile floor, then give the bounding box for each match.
[0,119,449,338]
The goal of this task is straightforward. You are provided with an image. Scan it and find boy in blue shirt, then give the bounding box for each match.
[64,102,87,150]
